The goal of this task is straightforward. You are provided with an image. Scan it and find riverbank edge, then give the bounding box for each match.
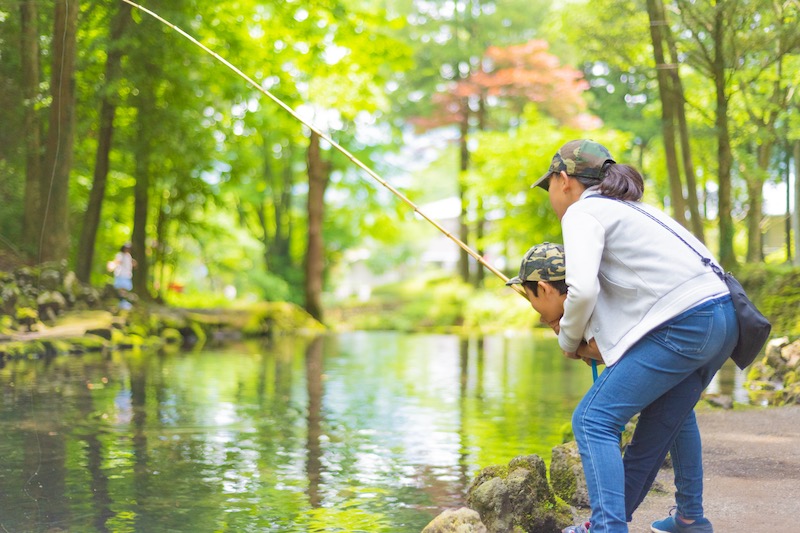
[0,261,325,360]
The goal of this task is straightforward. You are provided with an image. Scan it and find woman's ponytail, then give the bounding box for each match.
[598,163,644,201]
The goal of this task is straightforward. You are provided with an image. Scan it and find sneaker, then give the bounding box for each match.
[562,521,590,533]
[651,508,713,533]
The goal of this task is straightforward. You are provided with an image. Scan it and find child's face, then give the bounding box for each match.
[523,282,566,331]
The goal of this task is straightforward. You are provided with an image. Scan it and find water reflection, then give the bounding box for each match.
[0,332,745,532]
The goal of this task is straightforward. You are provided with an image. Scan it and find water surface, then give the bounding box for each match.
[0,331,741,532]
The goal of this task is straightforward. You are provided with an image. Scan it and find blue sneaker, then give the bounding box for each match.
[562,521,590,533]
[651,508,713,532]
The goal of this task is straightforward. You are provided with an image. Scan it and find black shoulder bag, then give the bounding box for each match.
[587,195,771,369]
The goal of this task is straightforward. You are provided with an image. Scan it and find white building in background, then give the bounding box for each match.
[762,177,797,260]
[416,196,461,272]
[333,197,461,301]
[333,195,510,301]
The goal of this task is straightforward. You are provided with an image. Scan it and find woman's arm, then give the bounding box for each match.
[558,209,605,356]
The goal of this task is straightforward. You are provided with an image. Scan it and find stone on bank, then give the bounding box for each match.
[423,454,573,533]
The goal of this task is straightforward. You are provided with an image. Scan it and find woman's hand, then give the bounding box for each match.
[576,339,604,365]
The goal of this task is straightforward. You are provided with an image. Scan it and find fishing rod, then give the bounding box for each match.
[120,0,526,298]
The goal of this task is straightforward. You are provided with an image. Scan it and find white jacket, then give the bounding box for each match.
[558,189,729,367]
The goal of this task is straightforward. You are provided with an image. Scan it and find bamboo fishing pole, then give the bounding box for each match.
[121,0,525,297]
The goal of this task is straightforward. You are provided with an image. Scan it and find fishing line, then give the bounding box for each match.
[120,0,525,297]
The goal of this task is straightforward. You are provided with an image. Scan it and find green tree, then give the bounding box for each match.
[75,2,132,283]
[39,0,80,263]
[395,0,550,284]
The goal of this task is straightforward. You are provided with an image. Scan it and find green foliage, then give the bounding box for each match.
[468,106,633,257]
[737,263,800,337]
[333,270,548,334]
[2,0,800,320]
[240,302,325,336]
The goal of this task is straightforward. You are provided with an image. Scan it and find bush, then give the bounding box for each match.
[737,264,800,338]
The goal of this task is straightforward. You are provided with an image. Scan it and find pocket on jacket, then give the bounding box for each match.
[599,272,639,299]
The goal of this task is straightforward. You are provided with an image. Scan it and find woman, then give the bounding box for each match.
[108,242,136,310]
[533,140,737,533]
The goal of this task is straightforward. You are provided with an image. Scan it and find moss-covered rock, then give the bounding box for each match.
[422,507,487,533]
[41,339,74,356]
[37,290,67,322]
[466,455,572,533]
[161,327,183,345]
[179,321,207,349]
[0,340,47,359]
[241,302,325,337]
[0,314,15,336]
[39,267,62,291]
[15,307,39,331]
[65,335,109,353]
[745,337,800,406]
[550,441,589,508]
[0,282,20,315]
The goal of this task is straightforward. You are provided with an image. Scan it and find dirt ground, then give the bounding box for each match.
[624,404,800,532]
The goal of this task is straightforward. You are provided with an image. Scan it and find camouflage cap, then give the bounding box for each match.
[506,242,566,286]
[531,139,615,190]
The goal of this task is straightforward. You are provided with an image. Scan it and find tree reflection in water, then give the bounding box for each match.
[0,332,745,532]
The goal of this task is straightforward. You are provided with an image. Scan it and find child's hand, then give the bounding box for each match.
[546,318,560,333]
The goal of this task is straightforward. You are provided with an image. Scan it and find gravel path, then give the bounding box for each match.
[626,405,800,532]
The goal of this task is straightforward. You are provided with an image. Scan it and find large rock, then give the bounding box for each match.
[466,455,572,533]
[745,336,800,406]
[550,441,589,508]
[0,282,20,314]
[37,290,67,321]
[422,507,487,533]
[39,267,62,291]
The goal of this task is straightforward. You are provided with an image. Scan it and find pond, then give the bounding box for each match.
[0,331,745,532]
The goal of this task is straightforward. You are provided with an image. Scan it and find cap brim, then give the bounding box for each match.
[505,276,522,286]
[530,171,551,190]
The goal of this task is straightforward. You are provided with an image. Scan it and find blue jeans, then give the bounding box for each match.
[114,275,133,291]
[572,296,737,533]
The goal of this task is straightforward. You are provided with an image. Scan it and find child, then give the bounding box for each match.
[507,242,602,365]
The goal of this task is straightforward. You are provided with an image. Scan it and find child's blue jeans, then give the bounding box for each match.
[572,296,737,533]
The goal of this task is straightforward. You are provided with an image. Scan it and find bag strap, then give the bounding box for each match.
[585,194,726,281]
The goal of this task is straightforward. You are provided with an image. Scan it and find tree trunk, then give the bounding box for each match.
[646,0,687,227]
[39,0,79,263]
[20,0,42,258]
[132,80,153,300]
[793,140,800,266]
[305,131,329,322]
[258,133,295,281]
[745,178,764,262]
[305,336,324,508]
[475,197,485,287]
[713,9,735,268]
[153,188,169,301]
[76,3,131,282]
[458,101,470,283]
[475,93,487,287]
[662,0,704,242]
[276,145,295,271]
[746,142,772,262]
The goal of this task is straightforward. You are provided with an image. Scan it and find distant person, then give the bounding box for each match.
[108,242,136,310]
